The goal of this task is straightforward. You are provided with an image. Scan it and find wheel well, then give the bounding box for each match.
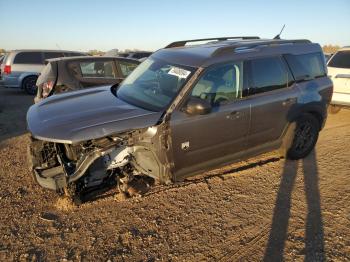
[306,111,323,130]
[21,75,38,89]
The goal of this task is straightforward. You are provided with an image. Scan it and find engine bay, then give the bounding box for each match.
[28,126,170,203]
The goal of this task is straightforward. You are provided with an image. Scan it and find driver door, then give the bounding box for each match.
[169,61,251,180]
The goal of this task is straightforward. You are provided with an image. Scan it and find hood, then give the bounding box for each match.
[27,86,162,144]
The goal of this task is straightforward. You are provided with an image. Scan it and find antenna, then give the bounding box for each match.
[273,24,285,39]
[56,43,66,57]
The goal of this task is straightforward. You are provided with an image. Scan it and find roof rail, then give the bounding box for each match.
[165,36,260,48]
[239,39,311,49]
[211,39,312,57]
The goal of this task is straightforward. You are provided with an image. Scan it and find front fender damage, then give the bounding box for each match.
[28,123,174,200]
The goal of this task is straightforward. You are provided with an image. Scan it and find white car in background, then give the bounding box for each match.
[327,47,350,113]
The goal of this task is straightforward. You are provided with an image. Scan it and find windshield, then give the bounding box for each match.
[117,58,195,111]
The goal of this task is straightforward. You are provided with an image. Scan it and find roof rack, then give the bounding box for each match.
[212,39,312,57]
[165,36,260,48]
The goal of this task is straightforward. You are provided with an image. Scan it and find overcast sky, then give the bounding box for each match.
[0,0,349,52]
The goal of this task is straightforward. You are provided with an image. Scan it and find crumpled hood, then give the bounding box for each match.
[27,86,162,143]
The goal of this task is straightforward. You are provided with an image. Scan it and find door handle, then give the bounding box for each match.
[282,98,295,106]
[226,111,241,119]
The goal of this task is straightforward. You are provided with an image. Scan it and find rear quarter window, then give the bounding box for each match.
[64,52,87,57]
[327,51,350,69]
[13,52,43,64]
[284,52,326,81]
[44,52,64,60]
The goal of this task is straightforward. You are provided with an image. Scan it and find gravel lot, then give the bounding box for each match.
[0,87,349,261]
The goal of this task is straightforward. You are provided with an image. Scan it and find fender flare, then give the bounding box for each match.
[286,102,327,130]
[19,73,40,89]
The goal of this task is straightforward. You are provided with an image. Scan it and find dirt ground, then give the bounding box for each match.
[0,87,349,261]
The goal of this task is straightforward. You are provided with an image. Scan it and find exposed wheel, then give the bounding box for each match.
[328,105,341,114]
[22,76,38,95]
[287,114,320,160]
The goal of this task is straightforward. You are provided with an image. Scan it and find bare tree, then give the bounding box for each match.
[322,45,340,54]
[87,50,105,56]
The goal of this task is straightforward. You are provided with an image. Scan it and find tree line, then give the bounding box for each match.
[0,45,343,56]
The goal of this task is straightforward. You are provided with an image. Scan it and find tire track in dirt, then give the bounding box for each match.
[1,87,350,261]
[218,224,271,261]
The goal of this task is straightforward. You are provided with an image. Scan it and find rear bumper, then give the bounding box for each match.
[331,92,350,107]
[0,75,21,88]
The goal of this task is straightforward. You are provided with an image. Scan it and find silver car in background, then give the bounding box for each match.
[0,50,86,94]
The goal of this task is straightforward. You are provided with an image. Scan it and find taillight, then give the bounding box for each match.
[4,65,11,75]
[42,80,54,98]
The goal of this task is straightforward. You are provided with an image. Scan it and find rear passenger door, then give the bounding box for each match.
[68,59,121,88]
[116,59,140,78]
[244,56,299,148]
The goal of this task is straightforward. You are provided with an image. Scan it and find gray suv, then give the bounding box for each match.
[27,37,333,203]
[0,50,86,94]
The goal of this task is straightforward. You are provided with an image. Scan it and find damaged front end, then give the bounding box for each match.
[28,126,173,202]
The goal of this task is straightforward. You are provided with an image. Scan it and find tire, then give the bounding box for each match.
[287,114,320,160]
[328,105,341,114]
[22,76,38,95]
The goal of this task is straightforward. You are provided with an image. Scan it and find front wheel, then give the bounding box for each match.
[22,76,38,95]
[287,114,320,160]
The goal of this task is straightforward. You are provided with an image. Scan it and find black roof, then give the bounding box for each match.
[152,37,321,68]
[11,49,86,53]
[45,56,140,64]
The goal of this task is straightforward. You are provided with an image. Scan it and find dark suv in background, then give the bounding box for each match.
[0,49,86,94]
[34,56,140,102]
[27,37,332,203]
[117,51,152,61]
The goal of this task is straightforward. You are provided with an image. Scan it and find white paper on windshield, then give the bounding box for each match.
[168,66,191,79]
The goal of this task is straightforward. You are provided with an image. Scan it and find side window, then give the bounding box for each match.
[44,52,64,60]
[118,60,139,77]
[118,53,129,58]
[249,57,289,96]
[284,52,326,81]
[327,51,350,69]
[132,53,142,59]
[79,61,115,78]
[64,52,87,57]
[13,52,43,64]
[191,62,243,106]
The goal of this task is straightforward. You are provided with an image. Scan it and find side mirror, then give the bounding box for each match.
[184,97,211,115]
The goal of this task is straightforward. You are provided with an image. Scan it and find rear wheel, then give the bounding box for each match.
[22,76,38,95]
[287,114,320,160]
